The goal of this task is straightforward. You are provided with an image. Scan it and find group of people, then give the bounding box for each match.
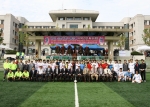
[3,58,146,83]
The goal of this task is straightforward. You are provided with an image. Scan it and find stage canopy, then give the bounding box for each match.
[136,45,150,51]
[82,44,104,50]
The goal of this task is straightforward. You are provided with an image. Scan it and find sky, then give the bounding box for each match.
[0,0,150,22]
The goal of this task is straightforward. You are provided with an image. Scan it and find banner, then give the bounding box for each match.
[44,36,105,44]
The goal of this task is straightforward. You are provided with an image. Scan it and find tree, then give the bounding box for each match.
[19,25,30,55]
[117,35,126,50]
[0,29,4,44]
[142,28,150,46]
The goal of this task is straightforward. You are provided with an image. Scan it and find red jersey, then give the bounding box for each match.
[87,63,92,70]
[101,63,108,69]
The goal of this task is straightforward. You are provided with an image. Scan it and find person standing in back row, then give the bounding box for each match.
[139,59,146,82]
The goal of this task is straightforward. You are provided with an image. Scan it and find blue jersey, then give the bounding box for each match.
[80,64,85,70]
[125,72,132,78]
[109,64,113,70]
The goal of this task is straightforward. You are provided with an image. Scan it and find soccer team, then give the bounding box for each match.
[3,59,146,83]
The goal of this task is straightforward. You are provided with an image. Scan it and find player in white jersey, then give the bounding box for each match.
[68,60,73,70]
[132,71,142,83]
[128,59,135,74]
[51,61,56,71]
[113,60,119,74]
[43,61,48,72]
[118,68,124,82]
[118,60,123,69]
[34,60,39,70]
[75,61,80,70]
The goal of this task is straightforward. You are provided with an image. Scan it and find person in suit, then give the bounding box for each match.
[68,65,75,81]
[83,65,91,82]
[53,65,60,81]
[91,65,98,81]
[76,65,83,82]
[23,61,29,72]
[29,61,35,72]
[134,59,140,74]
[139,59,147,82]
[29,67,37,81]
[18,60,24,72]
[45,65,53,81]
[111,67,118,81]
[60,65,68,81]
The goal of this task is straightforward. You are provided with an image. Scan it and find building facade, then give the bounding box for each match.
[0,9,149,56]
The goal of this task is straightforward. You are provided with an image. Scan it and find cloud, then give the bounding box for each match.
[0,0,150,22]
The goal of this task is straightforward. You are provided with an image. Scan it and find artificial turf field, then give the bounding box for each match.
[0,72,150,107]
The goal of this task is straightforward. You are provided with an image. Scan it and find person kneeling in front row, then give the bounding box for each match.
[22,69,29,81]
[132,71,142,83]
[118,68,124,82]
[7,70,14,82]
[124,69,132,82]
[15,68,22,81]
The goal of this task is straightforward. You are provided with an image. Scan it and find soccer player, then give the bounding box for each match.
[132,71,142,83]
[118,68,124,82]
[128,59,135,75]
[7,70,14,82]
[124,69,132,81]
[15,68,22,81]
[113,60,119,74]
[22,69,29,81]
[118,60,123,69]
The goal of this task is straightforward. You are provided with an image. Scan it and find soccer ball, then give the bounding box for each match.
[74,80,77,83]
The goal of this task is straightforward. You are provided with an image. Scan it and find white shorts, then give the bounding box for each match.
[132,80,141,83]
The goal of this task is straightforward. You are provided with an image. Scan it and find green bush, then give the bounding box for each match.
[131,51,143,55]
[5,50,17,54]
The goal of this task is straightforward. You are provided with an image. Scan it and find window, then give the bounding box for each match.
[28,26,34,28]
[51,26,55,28]
[1,20,4,24]
[93,26,97,28]
[59,17,65,20]
[43,26,50,28]
[83,25,86,28]
[43,48,49,53]
[83,17,90,20]
[114,26,120,29]
[70,24,78,28]
[75,17,82,20]
[67,17,73,20]
[132,40,133,44]
[106,26,112,29]
[15,32,17,36]
[36,26,42,28]
[15,24,17,28]
[144,21,147,25]
[99,26,105,29]
[13,22,15,26]
[62,24,65,28]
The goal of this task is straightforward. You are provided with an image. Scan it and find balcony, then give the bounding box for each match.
[19,28,129,32]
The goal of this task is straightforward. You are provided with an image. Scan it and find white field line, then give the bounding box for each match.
[74,82,79,107]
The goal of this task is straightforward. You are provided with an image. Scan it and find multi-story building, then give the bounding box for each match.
[0,14,28,50]
[0,9,149,57]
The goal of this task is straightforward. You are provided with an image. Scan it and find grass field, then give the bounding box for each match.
[0,72,150,107]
